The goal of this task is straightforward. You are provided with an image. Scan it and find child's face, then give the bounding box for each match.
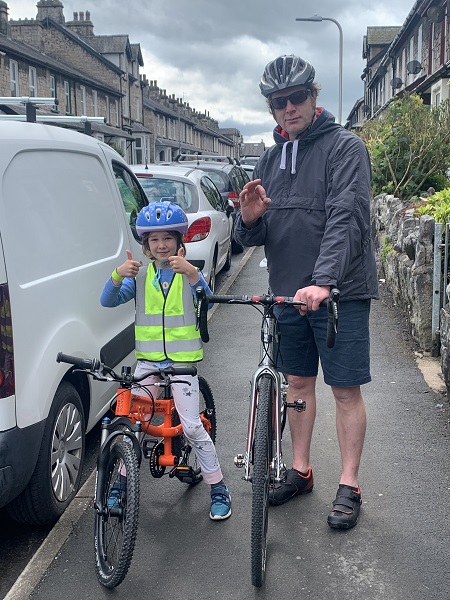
[147,231,178,262]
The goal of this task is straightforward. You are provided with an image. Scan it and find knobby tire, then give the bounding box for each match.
[94,440,140,588]
[251,375,273,587]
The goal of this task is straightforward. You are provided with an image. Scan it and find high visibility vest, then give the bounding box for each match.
[134,264,203,363]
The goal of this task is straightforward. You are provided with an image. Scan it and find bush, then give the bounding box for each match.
[417,188,450,224]
[359,94,450,201]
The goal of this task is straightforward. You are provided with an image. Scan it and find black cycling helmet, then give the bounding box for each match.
[259,55,315,97]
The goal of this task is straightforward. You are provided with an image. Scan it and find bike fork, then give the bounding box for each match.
[234,367,285,483]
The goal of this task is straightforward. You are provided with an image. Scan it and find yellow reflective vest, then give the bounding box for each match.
[134,264,203,362]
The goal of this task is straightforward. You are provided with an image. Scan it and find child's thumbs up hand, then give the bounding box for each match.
[116,249,142,278]
[169,247,198,283]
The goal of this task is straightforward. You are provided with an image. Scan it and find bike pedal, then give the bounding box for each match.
[234,453,245,468]
[174,466,203,485]
[286,399,306,412]
[142,439,158,458]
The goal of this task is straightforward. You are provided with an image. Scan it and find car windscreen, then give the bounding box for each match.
[136,176,198,213]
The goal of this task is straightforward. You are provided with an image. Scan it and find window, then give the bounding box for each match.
[29,67,37,97]
[417,24,423,65]
[64,80,71,113]
[105,96,110,123]
[134,136,142,164]
[113,164,148,242]
[200,177,222,210]
[10,60,19,97]
[135,97,140,122]
[50,74,57,109]
[115,99,119,126]
[136,176,197,213]
[80,85,86,114]
[92,90,98,117]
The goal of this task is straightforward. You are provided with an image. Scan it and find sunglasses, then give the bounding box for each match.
[270,89,311,110]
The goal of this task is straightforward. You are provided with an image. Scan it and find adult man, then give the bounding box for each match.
[234,55,378,529]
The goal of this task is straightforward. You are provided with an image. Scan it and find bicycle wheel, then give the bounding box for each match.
[94,440,140,588]
[251,375,274,588]
[172,376,217,484]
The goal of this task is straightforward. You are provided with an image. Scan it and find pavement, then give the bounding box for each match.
[5,245,450,600]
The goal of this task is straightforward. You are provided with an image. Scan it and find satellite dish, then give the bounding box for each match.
[406,60,422,74]
[391,77,403,89]
[362,104,370,114]
[427,5,445,22]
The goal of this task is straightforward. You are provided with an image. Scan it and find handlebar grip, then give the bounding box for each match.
[195,287,210,343]
[165,365,197,377]
[56,352,100,371]
[326,288,340,349]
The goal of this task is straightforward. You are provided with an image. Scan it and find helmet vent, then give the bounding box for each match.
[167,209,173,219]
[155,208,162,220]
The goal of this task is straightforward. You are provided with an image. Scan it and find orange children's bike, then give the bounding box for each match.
[56,353,216,589]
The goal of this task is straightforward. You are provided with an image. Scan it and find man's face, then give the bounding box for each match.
[270,85,316,140]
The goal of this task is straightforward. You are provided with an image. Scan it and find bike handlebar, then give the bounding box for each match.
[196,288,340,348]
[56,352,197,383]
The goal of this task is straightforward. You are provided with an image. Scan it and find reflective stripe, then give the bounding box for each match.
[134,264,202,362]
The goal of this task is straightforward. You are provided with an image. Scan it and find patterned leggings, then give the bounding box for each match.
[132,361,223,484]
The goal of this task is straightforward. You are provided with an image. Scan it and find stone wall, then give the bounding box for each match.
[372,193,435,350]
[371,192,450,392]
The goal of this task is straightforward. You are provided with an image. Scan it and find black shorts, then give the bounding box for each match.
[273,300,372,387]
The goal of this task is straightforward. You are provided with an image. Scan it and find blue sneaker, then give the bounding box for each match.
[107,475,127,510]
[210,484,232,520]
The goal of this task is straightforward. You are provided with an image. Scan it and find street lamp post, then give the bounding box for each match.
[295,14,343,125]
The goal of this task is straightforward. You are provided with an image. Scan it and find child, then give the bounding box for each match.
[100,201,231,520]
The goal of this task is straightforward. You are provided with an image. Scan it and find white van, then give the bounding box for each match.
[0,121,151,525]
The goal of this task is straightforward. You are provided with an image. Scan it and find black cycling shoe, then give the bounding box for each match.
[327,484,362,530]
[269,467,314,506]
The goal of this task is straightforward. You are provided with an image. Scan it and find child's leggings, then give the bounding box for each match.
[132,360,223,484]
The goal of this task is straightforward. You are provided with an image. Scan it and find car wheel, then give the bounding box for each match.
[209,256,217,292]
[7,382,85,525]
[223,239,232,271]
[232,238,244,254]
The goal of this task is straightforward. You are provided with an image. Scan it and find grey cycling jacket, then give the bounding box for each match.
[234,108,379,300]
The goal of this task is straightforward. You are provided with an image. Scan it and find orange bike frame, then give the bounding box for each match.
[114,386,211,467]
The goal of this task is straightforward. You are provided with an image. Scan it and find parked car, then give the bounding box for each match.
[130,164,234,291]
[241,163,256,179]
[0,121,150,525]
[240,156,260,167]
[174,155,250,253]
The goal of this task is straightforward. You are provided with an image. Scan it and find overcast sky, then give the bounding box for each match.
[12,1,415,147]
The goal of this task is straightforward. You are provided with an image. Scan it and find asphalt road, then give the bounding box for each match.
[4,246,450,600]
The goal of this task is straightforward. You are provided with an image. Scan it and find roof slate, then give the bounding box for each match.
[366,26,401,45]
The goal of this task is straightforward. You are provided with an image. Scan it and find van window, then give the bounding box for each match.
[2,150,122,285]
[113,163,148,241]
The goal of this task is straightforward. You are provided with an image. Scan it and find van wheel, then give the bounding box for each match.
[7,382,85,526]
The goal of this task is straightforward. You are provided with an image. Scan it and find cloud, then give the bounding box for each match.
[12,0,415,146]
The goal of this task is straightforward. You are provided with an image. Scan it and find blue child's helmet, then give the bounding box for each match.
[136,201,188,236]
